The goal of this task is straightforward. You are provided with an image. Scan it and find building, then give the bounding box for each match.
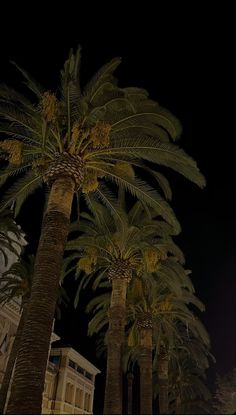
[0,300,100,414]
[0,226,100,414]
[43,345,100,414]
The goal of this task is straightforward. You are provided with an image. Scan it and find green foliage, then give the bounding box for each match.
[0,210,23,266]
[64,198,182,308]
[0,47,205,226]
[0,255,34,305]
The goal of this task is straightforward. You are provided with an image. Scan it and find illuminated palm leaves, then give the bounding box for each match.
[64,200,182,307]
[0,47,205,231]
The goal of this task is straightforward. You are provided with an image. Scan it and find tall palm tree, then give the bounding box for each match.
[0,255,67,414]
[0,256,33,414]
[168,354,212,414]
[154,303,210,414]
[125,262,210,415]
[85,250,196,414]
[0,47,205,414]
[151,293,211,415]
[65,199,183,414]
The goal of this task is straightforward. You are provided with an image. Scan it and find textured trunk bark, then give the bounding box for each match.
[139,327,153,415]
[158,355,169,414]
[0,301,28,414]
[127,372,133,415]
[103,278,128,415]
[6,177,75,415]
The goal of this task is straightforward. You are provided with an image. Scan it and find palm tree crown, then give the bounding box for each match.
[0,47,205,230]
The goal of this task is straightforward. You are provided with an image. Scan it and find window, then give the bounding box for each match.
[49,355,60,365]
[76,365,84,375]
[85,371,93,381]
[68,359,76,369]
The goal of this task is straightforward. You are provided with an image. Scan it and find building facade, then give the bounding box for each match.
[43,346,100,414]
[0,301,100,414]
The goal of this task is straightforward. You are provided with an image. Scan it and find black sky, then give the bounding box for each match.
[0,3,235,411]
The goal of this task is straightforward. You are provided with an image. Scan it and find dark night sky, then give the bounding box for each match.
[0,3,235,411]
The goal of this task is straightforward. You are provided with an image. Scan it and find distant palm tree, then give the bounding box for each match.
[0,46,205,414]
[124,260,211,415]
[65,199,183,414]
[153,301,209,413]
[151,292,211,415]
[168,354,212,414]
[84,248,197,414]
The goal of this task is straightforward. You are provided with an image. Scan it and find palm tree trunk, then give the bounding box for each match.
[127,372,134,415]
[6,177,75,415]
[139,327,153,415]
[158,353,169,414]
[104,278,128,415]
[0,301,28,414]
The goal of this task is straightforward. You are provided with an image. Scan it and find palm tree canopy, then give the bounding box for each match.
[64,199,186,307]
[0,47,205,230]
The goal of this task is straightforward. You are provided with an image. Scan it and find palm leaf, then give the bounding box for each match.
[0,171,43,216]
[10,61,44,98]
[83,57,121,104]
[92,165,180,231]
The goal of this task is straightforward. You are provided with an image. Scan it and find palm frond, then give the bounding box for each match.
[0,171,43,216]
[10,61,44,98]
[83,57,122,105]
[92,165,180,231]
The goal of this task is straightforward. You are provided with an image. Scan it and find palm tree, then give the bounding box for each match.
[151,294,212,415]
[84,249,195,413]
[0,47,205,414]
[168,353,212,414]
[65,199,183,414]
[154,303,210,414]
[125,263,210,415]
[0,255,67,414]
[0,256,33,414]
[0,210,23,269]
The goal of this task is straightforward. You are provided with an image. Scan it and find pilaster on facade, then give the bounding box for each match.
[46,346,100,414]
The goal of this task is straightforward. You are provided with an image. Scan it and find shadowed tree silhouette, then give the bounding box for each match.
[0,46,205,414]
[64,199,183,414]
